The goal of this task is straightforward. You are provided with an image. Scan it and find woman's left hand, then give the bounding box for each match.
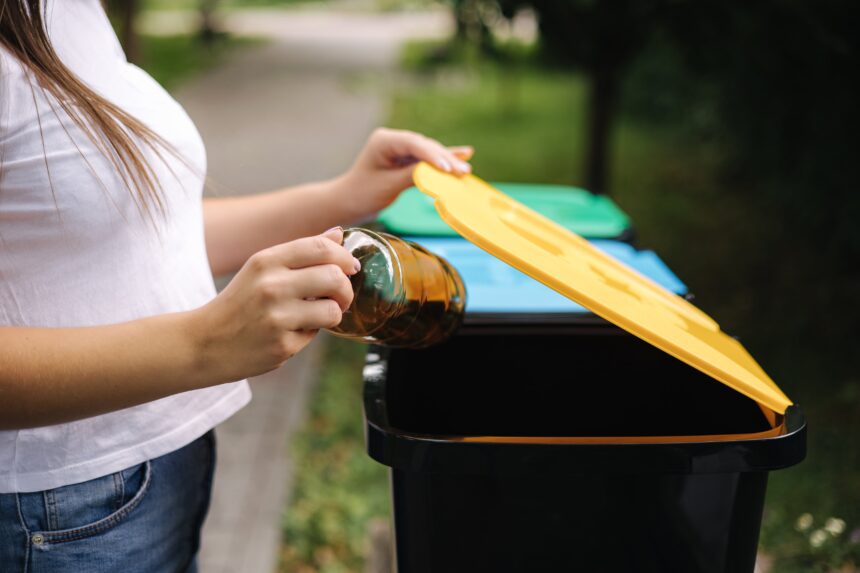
[336,128,474,220]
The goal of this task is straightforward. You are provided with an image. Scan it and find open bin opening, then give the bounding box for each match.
[384,329,776,441]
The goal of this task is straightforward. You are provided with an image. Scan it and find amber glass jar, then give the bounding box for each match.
[327,228,466,348]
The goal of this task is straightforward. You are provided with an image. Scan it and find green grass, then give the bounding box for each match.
[137,33,262,92]
[279,44,859,572]
[392,68,586,185]
[280,337,390,573]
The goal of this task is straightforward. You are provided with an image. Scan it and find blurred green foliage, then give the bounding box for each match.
[775,514,860,573]
[280,337,391,573]
[393,52,587,182]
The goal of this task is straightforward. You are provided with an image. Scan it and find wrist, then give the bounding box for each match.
[328,172,363,222]
[326,170,378,226]
[177,306,222,390]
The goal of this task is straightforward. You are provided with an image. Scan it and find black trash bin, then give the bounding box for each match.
[361,165,807,573]
[363,326,805,573]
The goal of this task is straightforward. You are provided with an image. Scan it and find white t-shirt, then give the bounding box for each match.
[0,0,251,493]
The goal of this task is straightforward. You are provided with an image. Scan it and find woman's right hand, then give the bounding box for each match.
[191,226,358,383]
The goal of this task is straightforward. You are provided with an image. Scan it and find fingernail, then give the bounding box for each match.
[455,160,472,174]
[353,257,361,273]
[325,226,343,234]
[437,158,452,173]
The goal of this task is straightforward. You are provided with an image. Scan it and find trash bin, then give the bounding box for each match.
[361,164,807,573]
[378,182,634,242]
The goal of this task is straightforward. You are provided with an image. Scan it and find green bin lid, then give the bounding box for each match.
[378,183,632,239]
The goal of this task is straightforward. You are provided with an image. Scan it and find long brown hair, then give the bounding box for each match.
[0,0,177,217]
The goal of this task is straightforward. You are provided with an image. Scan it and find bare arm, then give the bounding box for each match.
[203,128,474,276]
[0,312,206,430]
[0,229,357,431]
[203,176,359,277]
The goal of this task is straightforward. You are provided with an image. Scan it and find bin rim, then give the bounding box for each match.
[363,347,807,475]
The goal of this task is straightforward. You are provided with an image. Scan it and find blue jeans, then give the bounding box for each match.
[0,430,216,573]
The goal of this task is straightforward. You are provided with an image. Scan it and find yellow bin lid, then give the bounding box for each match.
[413,163,792,414]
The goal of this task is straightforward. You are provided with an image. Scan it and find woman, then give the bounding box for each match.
[0,1,472,571]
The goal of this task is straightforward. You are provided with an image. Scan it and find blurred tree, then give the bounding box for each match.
[451,0,495,55]
[616,0,860,353]
[528,0,660,195]
[107,0,141,63]
[661,0,860,259]
[491,0,662,194]
[199,0,221,47]
[452,0,469,42]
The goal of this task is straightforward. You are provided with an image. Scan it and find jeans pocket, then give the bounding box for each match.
[27,460,152,545]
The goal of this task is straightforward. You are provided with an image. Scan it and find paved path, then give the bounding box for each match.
[169,7,451,573]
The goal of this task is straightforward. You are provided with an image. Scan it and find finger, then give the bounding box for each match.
[288,264,354,311]
[281,329,317,356]
[400,132,472,176]
[291,298,344,330]
[448,145,474,161]
[266,232,359,275]
[321,226,344,245]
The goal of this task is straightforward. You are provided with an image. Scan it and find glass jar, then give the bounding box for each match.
[327,228,466,348]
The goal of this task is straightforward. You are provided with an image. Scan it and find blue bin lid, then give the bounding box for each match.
[406,237,687,315]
